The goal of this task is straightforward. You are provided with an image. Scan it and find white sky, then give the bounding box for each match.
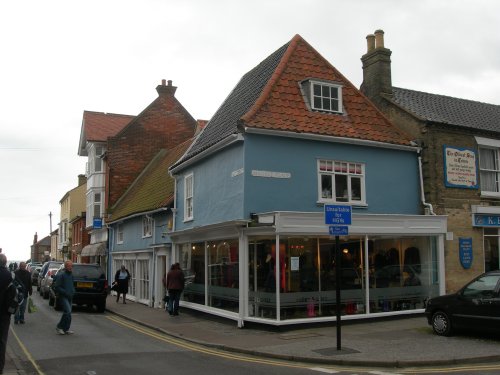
[1,0,500,261]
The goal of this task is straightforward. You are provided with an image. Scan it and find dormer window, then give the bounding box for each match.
[300,79,343,114]
[310,81,342,113]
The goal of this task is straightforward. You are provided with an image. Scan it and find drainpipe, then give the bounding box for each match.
[418,151,435,215]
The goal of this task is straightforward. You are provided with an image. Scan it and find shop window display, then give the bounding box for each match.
[248,235,439,321]
[180,239,239,313]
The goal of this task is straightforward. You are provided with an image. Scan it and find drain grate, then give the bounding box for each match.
[312,346,360,356]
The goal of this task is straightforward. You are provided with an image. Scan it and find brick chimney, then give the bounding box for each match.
[156,79,177,96]
[360,29,392,109]
[78,174,87,186]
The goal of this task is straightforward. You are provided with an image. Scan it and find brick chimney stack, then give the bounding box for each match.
[360,29,392,110]
[156,79,177,96]
[78,174,87,186]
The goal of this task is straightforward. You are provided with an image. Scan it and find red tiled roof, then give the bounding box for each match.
[83,111,135,142]
[241,35,412,146]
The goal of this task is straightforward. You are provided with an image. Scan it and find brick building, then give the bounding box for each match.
[361,30,500,292]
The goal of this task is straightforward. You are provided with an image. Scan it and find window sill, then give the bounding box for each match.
[317,200,368,208]
[481,192,500,198]
[183,218,194,223]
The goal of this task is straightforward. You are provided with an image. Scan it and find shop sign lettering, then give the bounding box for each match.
[443,145,478,189]
[473,214,500,227]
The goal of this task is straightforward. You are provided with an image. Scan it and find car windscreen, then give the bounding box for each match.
[72,266,105,279]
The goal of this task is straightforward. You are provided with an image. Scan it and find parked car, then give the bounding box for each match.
[39,267,60,299]
[49,263,108,313]
[37,261,63,291]
[31,266,42,287]
[425,270,500,336]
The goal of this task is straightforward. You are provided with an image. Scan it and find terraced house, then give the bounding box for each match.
[169,35,447,326]
[360,30,500,293]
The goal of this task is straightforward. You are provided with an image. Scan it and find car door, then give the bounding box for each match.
[453,274,500,330]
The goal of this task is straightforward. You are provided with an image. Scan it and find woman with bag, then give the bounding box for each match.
[114,265,131,304]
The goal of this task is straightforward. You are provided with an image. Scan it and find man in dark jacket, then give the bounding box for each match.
[14,262,32,324]
[166,263,185,316]
[0,253,13,374]
[54,260,75,335]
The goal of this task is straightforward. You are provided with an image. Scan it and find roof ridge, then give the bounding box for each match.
[241,34,302,123]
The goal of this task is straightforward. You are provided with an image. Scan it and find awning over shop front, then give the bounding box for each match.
[81,242,106,257]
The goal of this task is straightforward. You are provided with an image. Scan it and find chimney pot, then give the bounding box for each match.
[374,29,385,48]
[168,80,172,86]
[366,34,375,52]
[161,79,166,86]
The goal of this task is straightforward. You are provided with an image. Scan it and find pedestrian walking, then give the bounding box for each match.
[166,263,184,316]
[114,265,131,304]
[54,260,75,335]
[13,262,32,324]
[0,253,13,374]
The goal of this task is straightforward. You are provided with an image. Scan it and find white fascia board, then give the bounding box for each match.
[475,136,500,148]
[252,211,447,235]
[244,127,419,152]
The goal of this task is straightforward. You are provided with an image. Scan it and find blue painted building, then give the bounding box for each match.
[169,35,447,326]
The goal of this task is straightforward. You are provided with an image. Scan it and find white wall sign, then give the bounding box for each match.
[443,145,478,189]
[251,170,291,179]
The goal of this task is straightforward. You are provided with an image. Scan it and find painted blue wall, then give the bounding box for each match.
[173,133,422,230]
[109,211,171,253]
[243,133,421,217]
[174,143,245,232]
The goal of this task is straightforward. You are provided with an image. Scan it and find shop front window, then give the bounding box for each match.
[207,239,239,312]
[248,235,440,321]
[181,242,205,304]
[369,237,438,312]
[484,228,500,272]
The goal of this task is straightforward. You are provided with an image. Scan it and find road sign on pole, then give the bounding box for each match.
[329,225,349,236]
[324,205,352,225]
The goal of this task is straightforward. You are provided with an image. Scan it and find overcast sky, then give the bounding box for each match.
[1,0,500,261]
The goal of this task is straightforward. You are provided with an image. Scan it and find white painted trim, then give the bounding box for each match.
[475,136,500,148]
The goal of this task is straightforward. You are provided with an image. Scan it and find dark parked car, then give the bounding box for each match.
[37,261,63,291]
[49,263,108,313]
[31,266,43,286]
[425,270,500,336]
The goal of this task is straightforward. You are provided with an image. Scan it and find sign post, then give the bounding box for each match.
[324,205,352,351]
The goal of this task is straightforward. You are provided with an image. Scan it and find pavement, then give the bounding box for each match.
[105,296,500,368]
[4,296,500,373]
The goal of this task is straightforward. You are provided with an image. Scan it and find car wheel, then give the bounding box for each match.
[431,310,453,336]
[96,299,106,313]
[49,295,54,306]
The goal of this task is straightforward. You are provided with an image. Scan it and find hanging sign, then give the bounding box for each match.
[459,237,473,269]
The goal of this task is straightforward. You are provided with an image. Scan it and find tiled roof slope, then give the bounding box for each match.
[390,87,500,132]
[83,111,135,142]
[108,138,192,222]
[174,35,412,169]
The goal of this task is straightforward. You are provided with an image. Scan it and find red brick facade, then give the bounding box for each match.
[106,80,197,211]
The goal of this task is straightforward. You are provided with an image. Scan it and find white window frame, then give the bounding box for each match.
[478,146,500,197]
[116,223,124,244]
[317,159,366,205]
[184,173,194,221]
[142,216,152,238]
[310,81,343,114]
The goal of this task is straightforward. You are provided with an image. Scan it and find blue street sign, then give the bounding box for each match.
[325,205,352,225]
[93,217,103,229]
[329,226,349,236]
